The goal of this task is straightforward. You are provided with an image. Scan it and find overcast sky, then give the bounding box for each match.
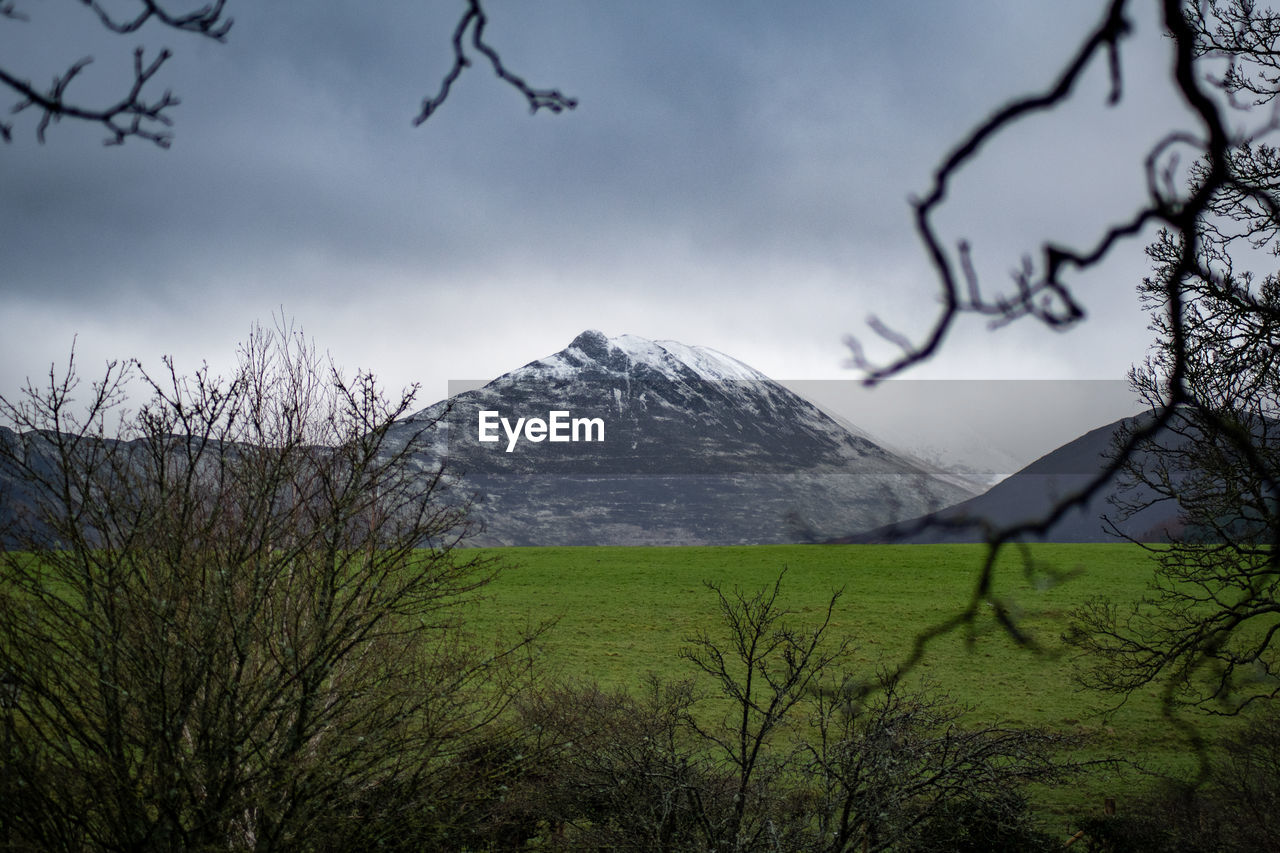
[0,2,1200,458]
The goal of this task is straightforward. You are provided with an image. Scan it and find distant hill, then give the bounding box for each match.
[842,414,1181,543]
[391,330,976,546]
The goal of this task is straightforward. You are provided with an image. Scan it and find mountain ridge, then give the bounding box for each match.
[394,330,976,545]
[841,413,1180,544]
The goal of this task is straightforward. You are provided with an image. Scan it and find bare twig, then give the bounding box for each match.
[849,1,1263,777]
[0,48,178,146]
[0,0,225,145]
[0,0,571,145]
[82,0,232,39]
[849,0,1135,384]
[415,0,577,125]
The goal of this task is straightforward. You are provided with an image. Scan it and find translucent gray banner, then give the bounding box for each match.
[437,378,1142,481]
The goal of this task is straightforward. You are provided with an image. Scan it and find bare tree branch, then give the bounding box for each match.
[849,1,1278,764]
[414,0,577,125]
[0,0,573,145]
[0,0,225,146]
[81,0,232,39]
[0,48,179,146]
[850,0,1135,384]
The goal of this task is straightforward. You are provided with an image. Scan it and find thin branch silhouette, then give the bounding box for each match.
[415,0,577,125]
[0,0,573,145]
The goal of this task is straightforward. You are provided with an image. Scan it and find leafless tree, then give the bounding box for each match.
[510,574,1083,853]
[1034,3,1280,723]
[0,322,541,851]
[841,1,1280,709]
[803,674,1080,853]
[0,0,574,146]
[510,677,716,851]
[677,573,850,851]
[1067,208,1280,715]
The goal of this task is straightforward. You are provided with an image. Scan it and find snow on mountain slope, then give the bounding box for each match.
[395,330,976,545]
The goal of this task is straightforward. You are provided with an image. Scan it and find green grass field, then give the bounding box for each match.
[465,542,1231,827]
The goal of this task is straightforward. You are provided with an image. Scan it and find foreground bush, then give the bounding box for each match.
[1072,711,1280,853]
[0,326,537,851]
[502,574,1086,852]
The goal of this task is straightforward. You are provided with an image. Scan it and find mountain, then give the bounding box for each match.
[844,414,1181,544]
[393,330,976,546]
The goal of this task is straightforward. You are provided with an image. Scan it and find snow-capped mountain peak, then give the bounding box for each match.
[392,330,975,545]
[514,329,770,387]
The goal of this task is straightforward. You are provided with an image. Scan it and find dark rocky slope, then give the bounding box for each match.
[393,330,976,546]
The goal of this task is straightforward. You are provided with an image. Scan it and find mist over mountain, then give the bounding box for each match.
[393,330,976,546]
[844,414,1183,544]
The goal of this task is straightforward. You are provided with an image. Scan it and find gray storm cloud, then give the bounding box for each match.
[0,2,1183,456]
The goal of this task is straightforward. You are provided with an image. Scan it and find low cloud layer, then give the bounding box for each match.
[0,2,1192,449]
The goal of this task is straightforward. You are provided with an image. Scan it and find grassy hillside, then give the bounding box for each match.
[466,543,1227,825]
